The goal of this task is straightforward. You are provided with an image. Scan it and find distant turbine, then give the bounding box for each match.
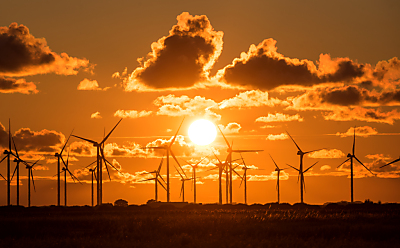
[139,157,167,202]
[11,136,29,206]
[25,157,42,207]
[287,161,319,203]
[60,149,81,206]
[73,118,122,205]
[218,126,263,204]
[269,154,287,204]
[337,127,375,203]
[238,153,260,205]
[54,129,73,206]
[145,118,185,202]
[286,131,323,204]
[88,167,96,207]
[182,158,205,204]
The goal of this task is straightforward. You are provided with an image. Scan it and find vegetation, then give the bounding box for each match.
[0,203,399,248]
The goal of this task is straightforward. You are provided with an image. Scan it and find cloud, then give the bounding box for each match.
[0,23,91,77]
[216,39,364,90]
[90,111,102,119]
[0,123,64,153]
[113,110,152,119]
[247,171,290,182]
[120,12,223,92]
[320,165,331,171]
[154,94,220,121]
[336,126,378,137]
[77,79,110,91]
[307,149,345,159]
[323,107,400,125]
[0,76,38,94]
[218,123,241,134]
[266,133,288,141]
[255,113,303,123]
[218,90,286,109]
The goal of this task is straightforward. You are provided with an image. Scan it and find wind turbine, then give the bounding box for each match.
[25,156,42,207]
[2,119,13,206]
[269,154,287,204]
[72,118,122,205]
[238,153,257,205]
[218,126,263,204]
[139,157,167,202]
[286,131,323,204]
[145,118,185,202]
[54,130,73,206]
[286,161,319,203]
[182,158,205,204]
[60,149,81,206]
[337,127,375,203]
[176,167,192,203]
[11,136,29,206]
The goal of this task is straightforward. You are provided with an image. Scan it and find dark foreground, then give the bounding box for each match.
[1,203,399,248]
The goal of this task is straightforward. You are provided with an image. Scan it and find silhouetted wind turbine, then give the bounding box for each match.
[2,119,13,206]
[182,158,204,204]
[218,126,263,204]
[54,130,73,206]
[88,167,96,207]
[11,136,29,206]
[26,156,42,207]
[72,118,122,205]
[239,153,259,205]
[175,165,192,203]
[287,161,318,203]
[337,127,375,203]
[146,118,185,202]
[139,157,167,201]
[286,131,323,204]
[269,154,287,204]
[61,149,81,206]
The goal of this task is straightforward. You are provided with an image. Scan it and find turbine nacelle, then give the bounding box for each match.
[3,150,10,155]
[347,153,352,158]
[297,151,303,155]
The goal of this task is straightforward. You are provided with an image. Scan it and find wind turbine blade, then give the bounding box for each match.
[354,156,375,176]
[31,170,36,192]
[84,160,97,169]
[179,181,184,198]
[217,125,231,149]
[158,173,166,184]
[269,154,280,170]
[68,169,82,184]
[72,135,97,144]
[8,119,11,152]
[353,126,356,155]
[232,149,263,153]
[170,150,187,178]
[0,173,5,181]
[138,178,156,182]
[66,149,70,168]
[232,168,243,179]
[380,158,400,169]
[12,136,20,158]
[239,173,245,188]
[169,117,185,148]
[286,163,299,172]
[11,164,18,181]
[337,158,351,168]
[304,161,319,173]
[60,129,74,155]
[157,157,164,173]
[100,148,121,173]
[104,160,112,181]
[157,179,167,191]
[304,148,325,155]
[101,119,123,144]
[0,156,7,164]
[31,156,43,167]
[212,151,223,165]
[173,163,184,179]
[286,131,302,153]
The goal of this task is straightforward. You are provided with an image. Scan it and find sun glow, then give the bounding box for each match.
[188,119,217,146]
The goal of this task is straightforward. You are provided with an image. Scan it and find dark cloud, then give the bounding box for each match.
[0,76,37,94]
[218,39,365,90]
[0,23,90,77]
[322,86,363,106]
[11,128,64,153]
[121,12,223,91]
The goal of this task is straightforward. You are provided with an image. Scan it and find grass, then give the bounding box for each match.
[0,203,399,248]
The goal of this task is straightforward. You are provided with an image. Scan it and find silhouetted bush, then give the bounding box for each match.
[114,199,128,207]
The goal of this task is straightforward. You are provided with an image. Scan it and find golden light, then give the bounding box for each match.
[188,119,217,146]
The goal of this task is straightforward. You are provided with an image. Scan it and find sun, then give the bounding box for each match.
[188,119,217,146]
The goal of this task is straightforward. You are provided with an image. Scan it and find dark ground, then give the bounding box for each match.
[1,203,399,248]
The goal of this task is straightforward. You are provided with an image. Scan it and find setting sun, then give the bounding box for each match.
[188,119,217,146]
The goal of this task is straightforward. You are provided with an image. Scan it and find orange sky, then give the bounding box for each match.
[1,1,400,206]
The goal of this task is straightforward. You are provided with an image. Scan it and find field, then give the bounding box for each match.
[0,203,399,248]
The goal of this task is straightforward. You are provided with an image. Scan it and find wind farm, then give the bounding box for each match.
[1,3,400,247]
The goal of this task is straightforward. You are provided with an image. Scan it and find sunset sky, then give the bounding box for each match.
[1,0,400,206]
